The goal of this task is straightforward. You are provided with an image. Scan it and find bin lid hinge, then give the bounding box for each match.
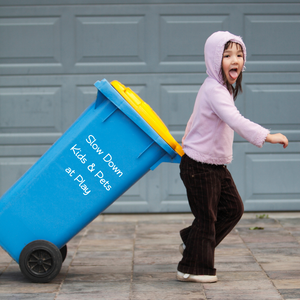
[150,152,181,170]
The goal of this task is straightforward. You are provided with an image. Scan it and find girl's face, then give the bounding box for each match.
[222,42,244,85]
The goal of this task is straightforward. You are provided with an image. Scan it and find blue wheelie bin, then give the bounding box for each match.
[0,79,184,283]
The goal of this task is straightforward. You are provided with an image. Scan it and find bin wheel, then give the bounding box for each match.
[60,244,67,262]
[19,240,62,283]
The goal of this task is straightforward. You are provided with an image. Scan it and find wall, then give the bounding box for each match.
[0,0,299,212]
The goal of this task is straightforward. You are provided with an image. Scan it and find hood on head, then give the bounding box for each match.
[204,31,247,84]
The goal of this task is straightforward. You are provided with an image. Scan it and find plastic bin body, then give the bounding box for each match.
[0,79,182,263]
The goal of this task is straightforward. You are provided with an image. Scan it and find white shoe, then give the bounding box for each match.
[177,271,218,283]
[179,243,186,255]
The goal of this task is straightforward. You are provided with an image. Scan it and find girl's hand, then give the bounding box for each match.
[265,133,289,148]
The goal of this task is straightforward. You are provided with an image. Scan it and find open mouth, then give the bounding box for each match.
[229,68,238,80]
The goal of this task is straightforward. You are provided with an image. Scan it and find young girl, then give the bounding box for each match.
[177,31,288,283]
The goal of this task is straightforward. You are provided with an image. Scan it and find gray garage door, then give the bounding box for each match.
[0,0,300,212]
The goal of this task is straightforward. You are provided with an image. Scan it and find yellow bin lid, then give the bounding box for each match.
[111,81,184,157]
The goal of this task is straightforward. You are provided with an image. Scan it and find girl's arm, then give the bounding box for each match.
[265,133,289,148]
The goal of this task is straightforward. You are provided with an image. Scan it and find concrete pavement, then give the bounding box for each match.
[1,212,300,300]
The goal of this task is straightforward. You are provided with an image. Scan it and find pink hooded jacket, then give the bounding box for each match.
[182,31,270,165]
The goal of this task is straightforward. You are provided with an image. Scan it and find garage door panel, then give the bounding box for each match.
[246,153,300,196]
[160,84,198,141]
[75,15,146,64]
[0,17,61,65]
[245,84,300,128]
[0,156,40,197]
[0,145,50,197]
[159,15,229,64]
[243,9,300,72]
[229,143,300,211]
[245,15,300,61]
[76,86,98,118]
[235,73,300,143]
[160,162,186,201]
[0,86,62,134]
[71,5,151,74]
[0,6,65,74]
[105,174,149,213]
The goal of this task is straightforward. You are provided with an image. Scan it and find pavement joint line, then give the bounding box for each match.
[129,221,138,300]
[53,226,89,300]
[235,220,285,300]
[1,258,13,277]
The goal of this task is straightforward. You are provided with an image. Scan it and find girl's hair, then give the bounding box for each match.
[221,41,243,100]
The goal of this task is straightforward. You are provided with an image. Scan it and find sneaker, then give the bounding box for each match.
[179,243,186,255]
[177,271,218,283]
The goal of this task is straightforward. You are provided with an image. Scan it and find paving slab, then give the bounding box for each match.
[56,294,130,300]
[0,295,56,300]
[278,289,300,300]
[0,212,300,299]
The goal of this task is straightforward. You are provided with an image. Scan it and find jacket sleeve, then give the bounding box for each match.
[209,86,270,148]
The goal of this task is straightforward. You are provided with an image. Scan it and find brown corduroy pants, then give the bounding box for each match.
[178,154,244,276]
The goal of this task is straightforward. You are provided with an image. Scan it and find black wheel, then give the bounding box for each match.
[19,240,62,283]
[60,244,67,262]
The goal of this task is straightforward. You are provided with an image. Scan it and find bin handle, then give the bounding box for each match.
[150,152,182,170]
[95,90,105,109]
